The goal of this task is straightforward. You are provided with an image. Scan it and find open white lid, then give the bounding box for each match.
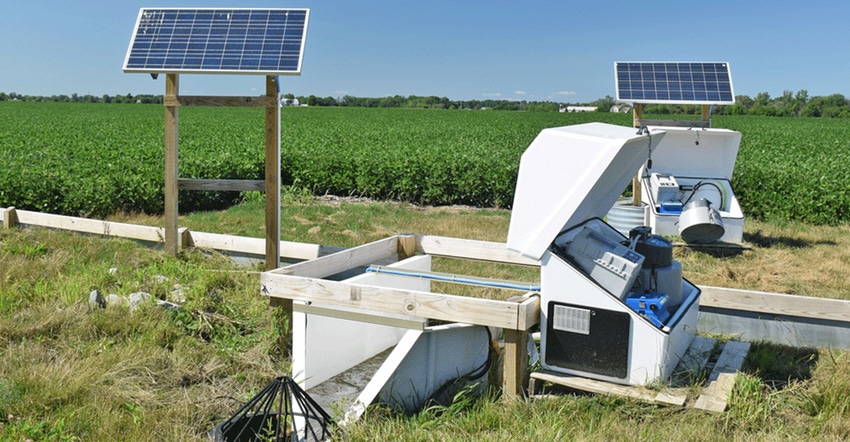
[643,126,741,180]
[507,122,666,260]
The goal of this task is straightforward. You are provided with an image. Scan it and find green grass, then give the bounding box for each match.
[0,228,283,441]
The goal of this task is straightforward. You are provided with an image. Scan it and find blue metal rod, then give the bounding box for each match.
[365,266,540,292]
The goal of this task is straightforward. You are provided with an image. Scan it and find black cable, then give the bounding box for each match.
[425,327,493,409]
[681,180,724,207]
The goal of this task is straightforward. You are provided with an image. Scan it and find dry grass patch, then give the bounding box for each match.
[675,219,850,300]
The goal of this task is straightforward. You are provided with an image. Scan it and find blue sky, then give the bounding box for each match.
[1,1,847,103]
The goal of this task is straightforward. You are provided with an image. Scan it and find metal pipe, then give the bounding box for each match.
[365,266,540,292]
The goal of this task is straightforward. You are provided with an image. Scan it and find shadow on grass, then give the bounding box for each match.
[744,230,837,249]
[742,341,819,390]
[682,230,840,259]
[676,242,749,258]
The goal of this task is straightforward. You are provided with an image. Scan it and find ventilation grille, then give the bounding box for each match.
[552,305,591,335]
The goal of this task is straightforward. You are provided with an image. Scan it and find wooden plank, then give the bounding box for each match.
[7,208,342,261]
[655,391,689,407]
[708,341,750,382]
[177,178,265,192]
[279,236,398,279]
[675,336,717,375]
[164,73,180,256]
[529,371,687,407]
[163,95,276,107]
[260,273,523,329]
[293,302,426,330]
[13,209,162,242]
[265,75,281,272]
[416,235,539,266]
[694,373,737,413]
[635,119,712,129]
[701,286,850,323]
[189,231,332,261]
[694,340,750,413]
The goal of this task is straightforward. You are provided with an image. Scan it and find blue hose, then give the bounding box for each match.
[365,266,540,292]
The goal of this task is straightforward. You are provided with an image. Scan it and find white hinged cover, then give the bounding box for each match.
[644,126,741,180]
[507,122,666,260]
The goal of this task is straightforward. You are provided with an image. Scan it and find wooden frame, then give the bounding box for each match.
[0,206,338,260]
[260,234,542,398]
[161,73,281,271]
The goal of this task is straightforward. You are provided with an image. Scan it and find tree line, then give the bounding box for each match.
[2,89,848,117]
[591,90,850,118]
[0,92,162,104]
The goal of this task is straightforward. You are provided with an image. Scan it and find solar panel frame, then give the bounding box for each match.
[123,8,309,75]
[614,62,735,105]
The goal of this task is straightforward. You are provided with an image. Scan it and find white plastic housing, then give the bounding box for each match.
[640,126,744,242]
[507,123,666,260]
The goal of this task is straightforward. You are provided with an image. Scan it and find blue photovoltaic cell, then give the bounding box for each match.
[614,62,734,105]
[123,8,309,75]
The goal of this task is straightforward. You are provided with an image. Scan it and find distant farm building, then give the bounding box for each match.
[560,105,597,113]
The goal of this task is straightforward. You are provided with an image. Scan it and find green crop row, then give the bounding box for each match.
[278,108,626,207]
[1,102,849,224]
[720,116,850,225]
[0,103,267,217]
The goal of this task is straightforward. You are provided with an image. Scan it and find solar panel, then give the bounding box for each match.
[123,8,309,75]
[614,62,734,105]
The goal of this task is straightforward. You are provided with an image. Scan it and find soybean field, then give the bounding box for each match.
[1,101,849,224]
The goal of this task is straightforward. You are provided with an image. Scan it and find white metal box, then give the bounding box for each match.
[650,172,680,203]
[541,223,700,385]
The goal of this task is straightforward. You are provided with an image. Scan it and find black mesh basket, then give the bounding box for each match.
[211,376,336,442]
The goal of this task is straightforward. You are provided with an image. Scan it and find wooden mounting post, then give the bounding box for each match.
[503,328,529,399]
[265,76,290,359]
[397,234,417,260]
[164,74,180,256]
[632,103,643,206]
[265,76,281,271]
[702,104,711,126]
[632,103,643,129]
[2,207,18,229]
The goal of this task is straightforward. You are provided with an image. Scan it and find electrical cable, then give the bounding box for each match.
[681,180,725,209]
[425,326,493,409]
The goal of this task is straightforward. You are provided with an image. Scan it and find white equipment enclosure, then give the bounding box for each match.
[640,126,744,243]
[507,123,700,386]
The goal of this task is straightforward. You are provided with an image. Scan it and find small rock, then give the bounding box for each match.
[108,267,118,275]
[129,292,153,311]
[106,294,128,307]
[89,289,106,309]
[153,275,168,284]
